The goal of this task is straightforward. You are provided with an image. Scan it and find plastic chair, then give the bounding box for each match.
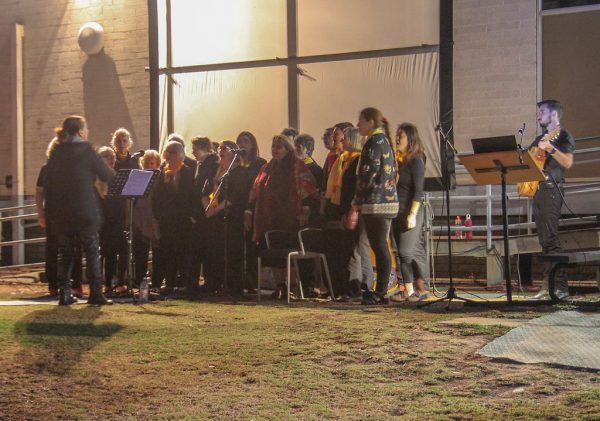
[296,227,335,301]
[257,228,335,303]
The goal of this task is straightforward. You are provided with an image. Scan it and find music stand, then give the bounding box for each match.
[108,169,160,296]
[459,146,545,303]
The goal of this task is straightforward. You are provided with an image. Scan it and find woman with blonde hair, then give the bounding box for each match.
[111,128,139,170]
[132,149,161,289]
[338,127,374,297]
[151,141,195,293]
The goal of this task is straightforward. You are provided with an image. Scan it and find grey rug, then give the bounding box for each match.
[478,311,600,370]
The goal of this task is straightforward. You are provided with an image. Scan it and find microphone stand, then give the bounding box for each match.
[420,123,475,309]
[204,153,241,302]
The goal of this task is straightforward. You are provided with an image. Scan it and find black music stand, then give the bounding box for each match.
[458,143,545,304]
[108,169,159,296]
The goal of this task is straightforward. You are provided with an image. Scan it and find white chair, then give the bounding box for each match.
[257,228,335,303]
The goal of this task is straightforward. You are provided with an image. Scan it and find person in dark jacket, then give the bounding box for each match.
[167,133,197,169]
[151,141,195,293]
[236,131,267,291]
[36,137,84,297]
[108,128,137,289]
[354,107,399,303]
[97,146,126,293]
[45,115,114,305]
[202,141,252,296]
[294,133,323,192]
[111,128,139,171]
[189,136,219,293]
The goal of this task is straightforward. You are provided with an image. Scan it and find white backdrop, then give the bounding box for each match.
[158,0,441,176]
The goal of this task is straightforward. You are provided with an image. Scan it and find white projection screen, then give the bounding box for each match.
[297,54,440,177]
[158,0,442,177]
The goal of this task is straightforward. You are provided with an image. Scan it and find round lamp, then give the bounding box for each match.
[78,22,104,55]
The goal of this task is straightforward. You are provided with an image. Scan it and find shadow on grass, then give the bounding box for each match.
[13,306,122,376]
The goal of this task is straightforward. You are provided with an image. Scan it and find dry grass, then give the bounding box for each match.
[0,286,599,420]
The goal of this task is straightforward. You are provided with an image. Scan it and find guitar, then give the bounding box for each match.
[517,126,561,197]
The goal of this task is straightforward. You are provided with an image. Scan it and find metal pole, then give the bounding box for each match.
[501,170,513,303]
[486,184,492,250]
[286,0,298,129]
[11,23,25,265]
[166,0,174,135]
[147,0,160,150]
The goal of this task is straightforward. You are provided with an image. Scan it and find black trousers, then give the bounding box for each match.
[57,231,101,289]
[46,221,83,290]
[133,230,151,286]
[100,225,127,288]
[363,215,393,294]
[533,183,568,290]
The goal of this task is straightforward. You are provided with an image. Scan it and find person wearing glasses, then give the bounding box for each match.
[530,100,574,300]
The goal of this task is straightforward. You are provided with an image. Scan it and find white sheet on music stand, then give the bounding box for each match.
[122,170,153,197]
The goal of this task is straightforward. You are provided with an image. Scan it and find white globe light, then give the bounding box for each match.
[78,22,105,55]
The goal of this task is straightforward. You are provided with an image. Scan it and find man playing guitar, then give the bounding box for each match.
[530,99,575,300]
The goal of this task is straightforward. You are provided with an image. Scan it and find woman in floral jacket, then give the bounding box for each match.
[353,107,399,303]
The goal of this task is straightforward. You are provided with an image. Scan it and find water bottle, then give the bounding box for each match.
[139,276,149,303]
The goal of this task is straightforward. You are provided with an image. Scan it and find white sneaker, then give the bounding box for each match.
[531,289,550,300]
[554,290,570,301]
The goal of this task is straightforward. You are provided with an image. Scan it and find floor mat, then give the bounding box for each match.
[478,311,600,370]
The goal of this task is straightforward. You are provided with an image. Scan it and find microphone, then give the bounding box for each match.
[518,123,526,135]
[131,149,145,159]
[227,147,247,156]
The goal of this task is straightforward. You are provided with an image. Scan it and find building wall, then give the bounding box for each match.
[453,0,538,153]
[0,0,540,196]
[0,0,150,197]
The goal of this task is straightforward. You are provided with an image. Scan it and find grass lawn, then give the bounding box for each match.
[0,294,599,420]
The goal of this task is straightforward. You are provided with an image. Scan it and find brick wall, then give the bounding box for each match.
[453,0,538,153]
[0,0,150,197]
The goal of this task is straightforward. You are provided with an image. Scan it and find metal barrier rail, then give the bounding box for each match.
[0,213,38,222]
[0,204,36,213]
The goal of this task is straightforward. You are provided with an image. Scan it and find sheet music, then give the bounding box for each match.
[121,169,154,196]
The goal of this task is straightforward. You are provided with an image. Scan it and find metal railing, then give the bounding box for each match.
[0,203,43,268]
[1,141,598,270]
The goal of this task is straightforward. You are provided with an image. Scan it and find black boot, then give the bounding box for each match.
[59,286,78,306]
[88,281,113,305]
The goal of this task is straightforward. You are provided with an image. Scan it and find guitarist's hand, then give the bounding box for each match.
[538,139,556,154]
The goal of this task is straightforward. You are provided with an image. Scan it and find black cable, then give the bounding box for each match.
[430,189,446,298]
[546,172,592,222]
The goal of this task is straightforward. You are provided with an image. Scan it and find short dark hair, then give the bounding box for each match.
[191,136,212,152]
[537,99,564,120]
[294,133,315,156]
[281,127,299,140]
[334,122,353,132]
